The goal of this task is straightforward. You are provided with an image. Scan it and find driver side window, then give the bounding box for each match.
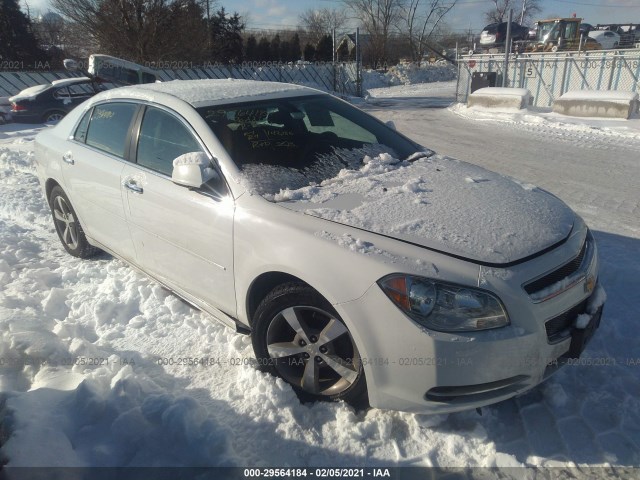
[137,107,203,176]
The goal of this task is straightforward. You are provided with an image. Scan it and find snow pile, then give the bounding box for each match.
[559,90,639,102]
[450,102,640,140]
[2,369,235,467]
[268,151,575,264]
[0,144,236,467]
[468,87,531,110]
[362,63,457,91]
[553,90,639,120]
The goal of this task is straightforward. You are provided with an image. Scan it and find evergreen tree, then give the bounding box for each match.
[270,34,281,61]
[0,0,48,66]
[315,34,333,62]
[289,33,301,61]
[303,43,316,62]
[245,35,258,61]
[210,7,244,63]
[280,39,291,62]
[256,37,271,60]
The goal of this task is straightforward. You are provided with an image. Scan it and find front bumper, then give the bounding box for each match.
[9,111,42,123]
[335,233,602,414]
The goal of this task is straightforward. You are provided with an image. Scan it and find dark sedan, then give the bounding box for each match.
[9,77,105,123]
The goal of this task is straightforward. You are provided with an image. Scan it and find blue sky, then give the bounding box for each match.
[21,0,640,34]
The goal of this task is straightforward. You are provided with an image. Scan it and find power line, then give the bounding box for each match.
[555,0,640,6]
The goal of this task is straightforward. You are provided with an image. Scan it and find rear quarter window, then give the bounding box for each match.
[85,103,138,158]
[74,109,92,143]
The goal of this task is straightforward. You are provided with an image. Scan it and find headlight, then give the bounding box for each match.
[378,275,510,332]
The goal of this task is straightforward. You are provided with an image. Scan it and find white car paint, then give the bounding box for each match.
[33,79,603,413]
[588,30,621,49]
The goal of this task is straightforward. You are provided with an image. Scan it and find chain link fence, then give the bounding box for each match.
[0,62,362,98]
[457,50,640,107]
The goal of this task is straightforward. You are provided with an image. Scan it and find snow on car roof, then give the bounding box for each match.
[559,90,638,102]
[124,79,315,107]
[50,77,91,87]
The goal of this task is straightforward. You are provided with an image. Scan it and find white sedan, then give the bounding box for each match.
[34,79,604,413]
[588,30,620,49]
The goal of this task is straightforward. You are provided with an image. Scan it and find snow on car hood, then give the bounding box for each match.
[265,153,575,265]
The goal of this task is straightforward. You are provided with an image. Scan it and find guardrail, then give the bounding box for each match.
[457,49,640,107]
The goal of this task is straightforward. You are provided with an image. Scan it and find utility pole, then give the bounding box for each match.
[205,0,211,52]
[502,9,513,87]
[356,27,361,97]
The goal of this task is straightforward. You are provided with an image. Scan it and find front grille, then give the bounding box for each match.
[524,238,587,295]
[545,298,588,342]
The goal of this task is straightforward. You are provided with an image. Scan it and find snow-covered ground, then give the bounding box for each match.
[450,103,640,142]
[1,81,639,472]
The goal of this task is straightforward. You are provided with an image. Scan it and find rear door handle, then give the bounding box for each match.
[124,180,143,194]
[62,152,74,165]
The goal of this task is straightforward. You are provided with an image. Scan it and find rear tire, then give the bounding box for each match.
[49,186,99,258]
[43,111,65,123]
[251,282,368,407]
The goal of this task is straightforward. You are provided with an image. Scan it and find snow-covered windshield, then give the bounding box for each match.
[197,94,419,195]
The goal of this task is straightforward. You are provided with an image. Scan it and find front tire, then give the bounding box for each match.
[49,186,99,258]
[251,282,368,407]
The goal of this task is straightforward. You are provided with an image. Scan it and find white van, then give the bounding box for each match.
[88,54,158,85]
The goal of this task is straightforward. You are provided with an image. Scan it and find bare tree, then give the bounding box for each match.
[484,0,513,24]
[34,12,65,48]
[299,7,348,45]
[51,0,208,62]
[519,0,541,25]
[343,0,404,66]
[485,0,541,25]
[403,0,457,63]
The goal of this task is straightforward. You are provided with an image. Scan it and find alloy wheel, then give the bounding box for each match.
[266,306,361,396]
[52,195,79,250]
[46,112,64,123]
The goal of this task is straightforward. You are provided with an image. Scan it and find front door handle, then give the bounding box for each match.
[124,180,143,194]
[62,152,74,165]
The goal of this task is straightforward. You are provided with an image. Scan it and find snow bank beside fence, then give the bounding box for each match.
[362,63,457,91]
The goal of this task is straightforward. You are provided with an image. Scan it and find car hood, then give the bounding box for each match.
[275,154,575,266]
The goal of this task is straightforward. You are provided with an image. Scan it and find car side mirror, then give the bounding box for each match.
[385,120,396,130]
[171,152,219,188]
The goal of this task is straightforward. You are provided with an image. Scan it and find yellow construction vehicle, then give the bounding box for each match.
[527,18,602,52]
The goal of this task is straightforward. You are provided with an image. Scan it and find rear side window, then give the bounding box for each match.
[85,103,137,157]
[141,72,157,84]
[74,109,92,143]
[67,83,94,97]
[136,107,203,175]
[53,87,70,100]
